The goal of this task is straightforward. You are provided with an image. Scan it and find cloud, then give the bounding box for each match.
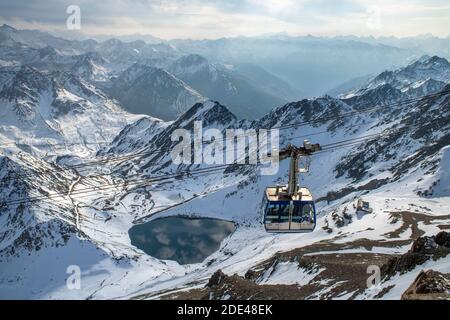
[0,0,449,38]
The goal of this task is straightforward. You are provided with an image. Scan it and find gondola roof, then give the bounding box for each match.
[265,186,313,202]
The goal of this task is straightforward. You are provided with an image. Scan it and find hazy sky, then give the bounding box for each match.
[1,0,449,39]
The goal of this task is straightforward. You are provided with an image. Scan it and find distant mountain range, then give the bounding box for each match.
[0,24,296,120]
[4,24,450,115]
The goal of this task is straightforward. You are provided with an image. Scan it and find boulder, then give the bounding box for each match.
[401,270,450,300]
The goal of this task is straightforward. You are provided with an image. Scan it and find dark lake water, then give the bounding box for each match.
[129,216,236,265]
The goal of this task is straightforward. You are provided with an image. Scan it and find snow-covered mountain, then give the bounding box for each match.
[0,24,76,51]
[341,55,450,99]
[93,39,180,71]
[71,52,110,83]
[169,54,288,119]
[107,63,207,120]
[0,65,20,91]
[0,65,141,157]
[1,79,449,298]
[0,39,75,70]
[112,83,449,300]
[169,36,419,96]
[0,24,179,75]
[0,26,449,300]
[101,100,244,173]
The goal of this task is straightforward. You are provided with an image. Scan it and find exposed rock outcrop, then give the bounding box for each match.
[382,231,450,279]
[401,270,450,300]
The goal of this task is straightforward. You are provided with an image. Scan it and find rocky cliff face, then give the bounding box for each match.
[401,270,450,300]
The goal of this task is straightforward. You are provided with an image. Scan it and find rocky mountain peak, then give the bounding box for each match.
[108,62,206,120]
[1,65,52,101]
[71,51,109,82]
[76,51,106,64]
[170,54,210,75]
[371,70,395,84]
[176,54,208,67]
[51,70,103,99]
[0,24,17,33]
[174,100,237,129]
[116,63,158,83]
[409,55,450,71]
[399,55,450,82]
[116,63,194,92]
[102,38,122,47]
[259,95,351,129]
[38,46,59,59]
[342,55,450,100]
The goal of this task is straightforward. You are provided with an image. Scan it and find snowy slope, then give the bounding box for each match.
[0,65,141,158]
[342,56,450,99]
[0,150,187,299]
[71,52,110,83]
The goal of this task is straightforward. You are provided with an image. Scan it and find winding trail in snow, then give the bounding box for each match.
[68,175,82,230]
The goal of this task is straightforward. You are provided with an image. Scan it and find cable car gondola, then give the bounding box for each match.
[262,141,321,233]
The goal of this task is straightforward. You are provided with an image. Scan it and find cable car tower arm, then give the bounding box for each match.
[278,141,321,197]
